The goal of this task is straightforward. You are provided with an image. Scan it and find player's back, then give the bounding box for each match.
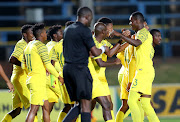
[11,39,27,75]
[24,40,46,77]
[63,22,94,65]
[54,39,64,69]
[46,40,57,59]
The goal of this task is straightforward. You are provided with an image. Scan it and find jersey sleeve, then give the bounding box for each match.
[37,42,59,77]
[11,42,26,61]
[82,28,95,50]
[37,42,51,65]
[136,29,148,43]
[106,41,113,49]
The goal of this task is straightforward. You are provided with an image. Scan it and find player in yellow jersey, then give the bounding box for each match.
[1,24,34,122]
[90,22,126,122]
[51,21,76,122]
[0,64,14,92]
[112,12,160,122]
[46,25,63,116]
[22,23,63,122]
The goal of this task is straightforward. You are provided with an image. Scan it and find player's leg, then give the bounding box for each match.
[26,104,40,122]
[116,99,128,122]
[1,86,23,122]
[80,99,91,122]
[91,99,97,111]
[42,100,50,122]
[95,96,112,121]
[107,95,115,121]
[141,95,160,122]
[49,102,55,113]
[127,90,141,122]
[58,104,73,122]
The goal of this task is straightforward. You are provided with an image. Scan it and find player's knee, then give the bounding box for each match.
[102,100,111,111]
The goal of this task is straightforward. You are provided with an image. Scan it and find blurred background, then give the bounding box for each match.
[0,0,180,121]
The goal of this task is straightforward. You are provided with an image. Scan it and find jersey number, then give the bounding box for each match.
[26,54,32,71]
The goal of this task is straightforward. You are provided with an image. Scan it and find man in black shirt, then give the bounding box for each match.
[63,7,107,122]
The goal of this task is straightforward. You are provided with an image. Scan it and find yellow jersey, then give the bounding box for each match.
[135,27,154,70]
[92,36,113,82]
[22,40,59,84]
[11,38,27,76]
[46,40,58,62]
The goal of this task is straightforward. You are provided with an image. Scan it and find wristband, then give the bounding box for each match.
[100,46,105,54]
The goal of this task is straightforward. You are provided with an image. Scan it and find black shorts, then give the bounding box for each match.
[63,63,93,101]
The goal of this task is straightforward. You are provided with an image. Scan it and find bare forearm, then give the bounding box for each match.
[106,43,121,57]
[9,56,21,66]
[0,65,11,84]
[114,31,141,47]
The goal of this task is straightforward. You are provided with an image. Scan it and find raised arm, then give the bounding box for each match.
[112,30,142,47]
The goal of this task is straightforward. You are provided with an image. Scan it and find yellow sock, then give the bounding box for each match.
[141,97,160,122]
[1,114,12,122]
[127,91,141,122]
[58,111,67,122]
[76,114,80,122]
[124,109,130,119]
[115,111,124,122]
[34,116,38,122]
[111,110,115,120]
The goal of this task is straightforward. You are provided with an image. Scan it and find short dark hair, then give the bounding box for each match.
[131,11,145,22]
[77,6,92,17]
[32,23,45,38]
[150,29,160,36]
[21,24,33,35]
[65,21,74,28]
[97,17,113,25]
[47,25,62,39]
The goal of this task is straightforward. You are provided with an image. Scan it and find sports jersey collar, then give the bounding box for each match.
[21,38,27,44]
[137,27,146,33]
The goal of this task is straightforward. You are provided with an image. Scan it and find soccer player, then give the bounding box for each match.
[1,24,34,122]
[112,11,160,122]
[46,25,63,116]
[62,7,108,122]
[0,64,14,92]
[90,22,121,122]
[150,29,162,47]
[22,23,63,122]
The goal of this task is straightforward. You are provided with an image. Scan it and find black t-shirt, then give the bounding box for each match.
[63,22,95,65]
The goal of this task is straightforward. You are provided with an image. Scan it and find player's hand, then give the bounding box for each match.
[122,29,131,37]
[115,58,121,65]
[126,82,132,92]
[58,76,64,85]
[7,82,14,93]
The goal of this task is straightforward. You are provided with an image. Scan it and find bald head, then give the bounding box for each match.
[94,22,107,36]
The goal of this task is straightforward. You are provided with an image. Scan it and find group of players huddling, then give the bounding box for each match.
[1,6,162,122]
